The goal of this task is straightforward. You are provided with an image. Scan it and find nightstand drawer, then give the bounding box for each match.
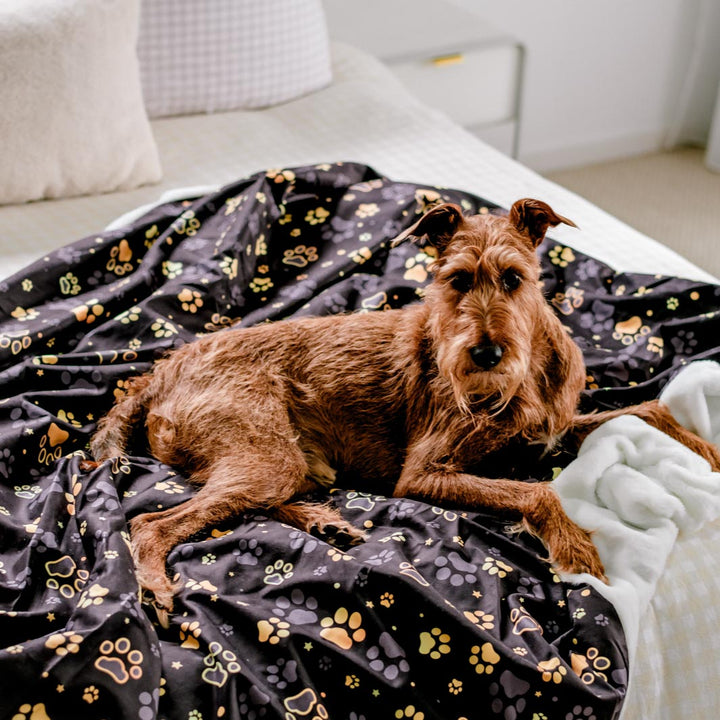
[390,44,522,129]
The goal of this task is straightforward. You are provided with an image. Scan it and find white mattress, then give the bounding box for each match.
[0,42,717,285]
[1,41,718,720]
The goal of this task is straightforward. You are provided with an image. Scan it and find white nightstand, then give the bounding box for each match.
[322,0,525,157]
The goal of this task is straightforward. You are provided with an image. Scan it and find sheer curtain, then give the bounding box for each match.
[663,0,720,171]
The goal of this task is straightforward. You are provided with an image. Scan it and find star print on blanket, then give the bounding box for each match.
[2,162,719,719]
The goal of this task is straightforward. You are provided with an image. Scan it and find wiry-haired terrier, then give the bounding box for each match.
[88,199,720,610]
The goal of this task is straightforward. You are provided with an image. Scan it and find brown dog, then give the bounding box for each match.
[88,199,720,610]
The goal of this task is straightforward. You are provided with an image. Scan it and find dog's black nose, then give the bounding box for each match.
[470,343,503,369]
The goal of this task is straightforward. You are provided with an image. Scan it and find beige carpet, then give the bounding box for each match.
[546,147,720,279]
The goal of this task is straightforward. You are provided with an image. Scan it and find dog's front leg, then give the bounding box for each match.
[394,454,606,581]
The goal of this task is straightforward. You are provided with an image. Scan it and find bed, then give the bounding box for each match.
[1,3,720,719]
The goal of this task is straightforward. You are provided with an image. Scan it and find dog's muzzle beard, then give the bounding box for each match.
[435,333,529,416]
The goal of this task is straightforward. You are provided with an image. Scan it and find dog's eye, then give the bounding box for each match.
[450,271,474,293]
[501,269,522,292]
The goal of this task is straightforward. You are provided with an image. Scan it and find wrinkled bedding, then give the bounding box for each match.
[2,163,720,719]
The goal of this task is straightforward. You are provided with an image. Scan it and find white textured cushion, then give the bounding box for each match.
[137,0,333,118]
[0,0,162,206]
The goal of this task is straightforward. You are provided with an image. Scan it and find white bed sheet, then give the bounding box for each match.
[0,42,716,285]
[1,41,718,719]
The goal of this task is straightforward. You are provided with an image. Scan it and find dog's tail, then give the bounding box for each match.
[90,374,152,461]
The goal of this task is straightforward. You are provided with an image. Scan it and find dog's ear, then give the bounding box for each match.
[509,199,577,247]
[391,203,463,252]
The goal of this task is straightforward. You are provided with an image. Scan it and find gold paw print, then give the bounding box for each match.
[72,301,104,324]
[418,627,451,659]
[345,674,360,689]
[77,584,110,609]
[179,621,202,649]
[82,685,99,704]
[319,608,366,650]
[305,207,329,225]
[469,642,500,674]
[481,557,514,578]
[549,245,575,267]
[178,288,204,313]
[612,316,650,345]
[11,703,50,720]
[571,646,611,684]
[284,688,328,720]
[538,656,567,684]
[249,276,274,293]
[380,592,394,608]
[45,631,84,656]
[151,318,178,338]
[257,617,291,645]
[59,272,81,295]
[463,610,495,630]
[282,245,318,268]
[107,239,133,276]
[349,247,372,265]
[448,678,463,695]
[95,638,143,684]
[395,704,425,720]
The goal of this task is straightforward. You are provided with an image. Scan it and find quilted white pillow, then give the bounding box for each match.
[137,0,333,117]
[0,0,162,206]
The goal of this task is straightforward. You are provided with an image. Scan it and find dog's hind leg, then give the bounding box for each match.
[130,443,312,610]
[567,399,720,470]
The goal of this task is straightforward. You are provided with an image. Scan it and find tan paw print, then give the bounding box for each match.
[283,245,319,268]
[94,638,143,683]
[355,203,379,218]
[284,688,328,720]
[82,685,99,704]
[59,272,81,296]
[549,245,575,267]
[46,631,84,656]
[106,239,133,276]
[11,703,50,720]
[612,316,650,345]
[418,627,451,659]
[257,617,291,645]
[320,608,366,650]
[180,621,202,649]
[403,250,436,284]
[349,247,372,265]
[10,306,39,322]
[463,610,495,630]
[249,276,273,294]
[395,704,425,720]
[571,646,611,684]
[38,422,68,465]
[481,556,514,578]
[538,656,567,684]
[151,318,178,338]
[469,642,500,674]
[448,678,463,695]
[178,288,204,313]
[305,207,330,225]
[380,592,394,608]
[154,479,186,495]
[72,301,104,324]
[77,584,110,609]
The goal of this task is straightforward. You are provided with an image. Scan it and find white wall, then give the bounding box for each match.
[448,0,701,171]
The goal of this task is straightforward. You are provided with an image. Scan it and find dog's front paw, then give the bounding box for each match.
[547,527,607,583]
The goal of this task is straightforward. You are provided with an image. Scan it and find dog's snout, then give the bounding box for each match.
[470,343,503,370]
